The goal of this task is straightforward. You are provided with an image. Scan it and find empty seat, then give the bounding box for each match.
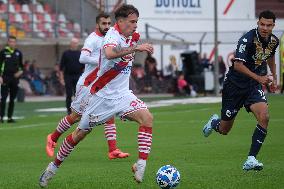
[44,13,52,23]
[14,4,21,12]
[58,13,66,23]
[73,22,80,32]
[21,13,31,23]
[35,4,44,13]
[8,4,16,13]
[21,4,31,14]
[14,13,23,23]
[0,4,7,13]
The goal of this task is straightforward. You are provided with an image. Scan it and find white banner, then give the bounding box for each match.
[126,0,255,20]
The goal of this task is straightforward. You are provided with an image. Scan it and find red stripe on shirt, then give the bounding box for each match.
[81,48,91,54]
[90,61,128,94]
[83,50,101,86]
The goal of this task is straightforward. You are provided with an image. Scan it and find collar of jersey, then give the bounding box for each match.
[95,29,103,37]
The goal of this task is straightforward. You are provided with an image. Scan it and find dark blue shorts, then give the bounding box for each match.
[221,80,267,121]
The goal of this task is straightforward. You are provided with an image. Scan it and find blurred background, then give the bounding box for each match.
[0,0,283,99]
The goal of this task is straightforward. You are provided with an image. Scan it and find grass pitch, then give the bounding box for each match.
[0,95,283,189]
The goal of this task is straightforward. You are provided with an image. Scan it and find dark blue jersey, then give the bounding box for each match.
[226,28,279,88]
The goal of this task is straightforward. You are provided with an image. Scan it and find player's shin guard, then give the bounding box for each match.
[54,134,78,167]
[138,126,152,160]
[248,124,267,157]
[104,118,117,152]
[51,115,75,142]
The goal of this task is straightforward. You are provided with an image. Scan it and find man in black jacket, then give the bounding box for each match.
[60,38,84,114]
[0,36,23,123]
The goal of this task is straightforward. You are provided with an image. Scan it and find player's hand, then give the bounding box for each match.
[257,75,273,85]
[135,43,154,54]
[269,78,277,93]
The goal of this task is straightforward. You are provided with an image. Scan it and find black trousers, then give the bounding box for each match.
[0,78,19,119]
[64,74,80,114]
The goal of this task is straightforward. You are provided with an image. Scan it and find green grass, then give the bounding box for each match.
[0,95,284,189]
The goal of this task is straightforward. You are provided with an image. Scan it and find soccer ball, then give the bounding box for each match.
[156,165,181,189]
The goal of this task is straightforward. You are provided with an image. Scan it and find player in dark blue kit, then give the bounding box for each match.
[202,10,279,171]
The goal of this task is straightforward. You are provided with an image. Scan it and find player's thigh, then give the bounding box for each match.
[118,93,152,125]
[71,85,90,115]
[221,81,245,121]
[78,95,117,130]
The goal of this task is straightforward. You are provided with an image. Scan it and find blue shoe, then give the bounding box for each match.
[242,156,263,171]
[202,114,219,137]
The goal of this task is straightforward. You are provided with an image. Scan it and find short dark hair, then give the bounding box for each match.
[259,10,276,23]
[96,12,110,23]
[8,35,16,40]
[114,4,139,20]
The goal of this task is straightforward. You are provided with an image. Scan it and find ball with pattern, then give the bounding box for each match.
[156,165,181,189]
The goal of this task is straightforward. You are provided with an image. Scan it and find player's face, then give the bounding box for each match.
[257,17,275,39]
[8,38,16,49]
[98,17,111,36]
[120,13,138,37]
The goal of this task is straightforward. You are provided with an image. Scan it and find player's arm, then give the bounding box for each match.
[0,50,4,84]
[234,61,271,85]
[267,55,277,92]
[14,51,23,78]
[104,43,153,60]
[79,49,99,66]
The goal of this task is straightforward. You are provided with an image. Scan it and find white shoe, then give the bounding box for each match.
[203,114,219,137]
[39,162,57,187]
[243,156,263,171]
[132,159,146,183]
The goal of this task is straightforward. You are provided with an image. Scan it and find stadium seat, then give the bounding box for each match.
[58,13,66,23]
[36,13,44,22]
[15,13,24,23]
[21,13,31,23]
[44,13,52,23]
[44,23,53,32]
[35,4,44,14]
[43,3,52,13]
[0,4,7,13]
[21,4,31,14]
[8,4,16,13]
[22,23,31,32]
[73,22,80,32]
[14,4,21,12]
[8,13,16,23]
[1,0,8,4]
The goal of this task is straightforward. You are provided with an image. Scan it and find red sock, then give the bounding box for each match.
[54,134,78,167]
[104,118,117,152]
[51,115,75,142]
[138,125,152,160]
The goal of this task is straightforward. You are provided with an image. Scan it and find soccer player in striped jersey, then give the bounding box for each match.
[45,13,129,160]
[39,4,154,187]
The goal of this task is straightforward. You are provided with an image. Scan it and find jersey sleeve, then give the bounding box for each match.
[234,35,251,63]
[270,35,279,57]
[81,35,97,54]
[103,31,119,49]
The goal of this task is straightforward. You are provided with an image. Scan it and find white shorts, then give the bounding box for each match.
[78,92,147,130]
[70,85,92,115]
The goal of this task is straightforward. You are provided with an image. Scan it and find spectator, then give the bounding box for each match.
[60,38,84,114]
[177,73,196,97]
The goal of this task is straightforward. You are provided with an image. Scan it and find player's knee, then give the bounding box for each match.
[258,112,269,124]
[141,111,153,127]
[73,128,90,142]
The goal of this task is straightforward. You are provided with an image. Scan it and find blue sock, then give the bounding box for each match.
[212,118,221,132]
[248,124,267,157]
